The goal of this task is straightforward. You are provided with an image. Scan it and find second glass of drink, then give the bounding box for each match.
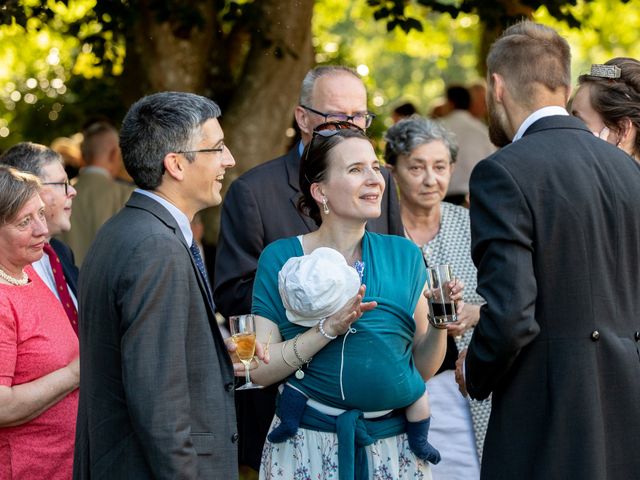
[426,264,458,326]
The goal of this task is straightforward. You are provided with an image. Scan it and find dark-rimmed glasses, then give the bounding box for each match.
[42,180,71,195]
[301,105,375,129]
[175,146,225,155]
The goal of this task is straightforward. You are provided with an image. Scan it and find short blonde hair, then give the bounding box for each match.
[0,166,41,225]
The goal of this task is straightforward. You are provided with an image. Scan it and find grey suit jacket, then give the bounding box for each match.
[214,146,403,317]
[466,115,640,479]
[74,192,238,479]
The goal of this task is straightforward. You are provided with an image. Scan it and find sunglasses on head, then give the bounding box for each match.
[312,121,366,136]
[302,121,368,168]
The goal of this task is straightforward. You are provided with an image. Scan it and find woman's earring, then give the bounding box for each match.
[322,197,330,215]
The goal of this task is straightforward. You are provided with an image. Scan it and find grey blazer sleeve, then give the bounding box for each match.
[465,158,540,400]
[213,177,264,317]
[119,234,199,478]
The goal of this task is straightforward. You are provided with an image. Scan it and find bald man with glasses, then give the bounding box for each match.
[214,65,403,472]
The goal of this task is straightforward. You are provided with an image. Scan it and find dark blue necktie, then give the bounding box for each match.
[190,241,214,308]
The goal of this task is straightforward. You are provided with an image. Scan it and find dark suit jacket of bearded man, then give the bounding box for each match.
[214,146,404,469]
[466,114,640,480]
[73,192,238,479]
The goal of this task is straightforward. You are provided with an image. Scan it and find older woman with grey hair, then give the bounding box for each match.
[0,166,79,479]
[384,117,490,480]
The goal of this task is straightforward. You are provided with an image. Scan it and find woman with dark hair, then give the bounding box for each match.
[251,123,460,479]
[384,117,491,480]
[0,166,80,479]
[571,57,640,162]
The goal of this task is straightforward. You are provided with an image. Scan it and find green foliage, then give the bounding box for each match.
[314,1,482,135]
[0,0,128,150]
[534,0,640,80]
[315,0,640,138]
[366,0,631,32]
[0,0,256,150]
[2,0,640,152]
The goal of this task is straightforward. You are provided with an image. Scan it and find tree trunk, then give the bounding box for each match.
[223,0,315,176]
[116,0,315,243]
[202,0,315,243]
[120,0,217,104]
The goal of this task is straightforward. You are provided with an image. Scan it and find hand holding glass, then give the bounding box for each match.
[426,264,458,326]
[229,314,264,390]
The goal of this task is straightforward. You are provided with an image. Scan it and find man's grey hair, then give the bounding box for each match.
[0,142,63,178]
[299,66,361,106]
[119,92,221,190]
[384,117,459,166]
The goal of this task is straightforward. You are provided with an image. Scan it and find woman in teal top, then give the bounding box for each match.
[250,124,455,480]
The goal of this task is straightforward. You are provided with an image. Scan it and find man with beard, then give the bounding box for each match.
[455,21,640,480]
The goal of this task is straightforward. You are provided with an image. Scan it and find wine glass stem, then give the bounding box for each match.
[244,364,252,385]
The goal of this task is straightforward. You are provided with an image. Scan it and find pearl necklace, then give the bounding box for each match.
[0,266,28,286]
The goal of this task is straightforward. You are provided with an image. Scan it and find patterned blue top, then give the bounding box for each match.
[253,231,427,411]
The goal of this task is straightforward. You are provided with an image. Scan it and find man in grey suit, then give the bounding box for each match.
[214,65,404,470]
[455,22,640,479]
[74,92,246,479]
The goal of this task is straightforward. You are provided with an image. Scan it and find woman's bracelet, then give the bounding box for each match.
[317,317,338,340]
[280,341,299,369]
[292,333,312,365]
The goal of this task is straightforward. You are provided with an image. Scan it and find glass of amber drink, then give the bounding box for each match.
[229,314,263,390]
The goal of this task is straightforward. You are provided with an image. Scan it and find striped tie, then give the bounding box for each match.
[189,241,214,308]
[42,243,78,336]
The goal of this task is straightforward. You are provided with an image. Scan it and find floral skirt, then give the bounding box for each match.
[260,415,432,480]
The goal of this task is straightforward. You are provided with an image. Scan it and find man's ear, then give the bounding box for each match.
[491,73,505,104]
[163,153,185,181]
[295,105,313,137]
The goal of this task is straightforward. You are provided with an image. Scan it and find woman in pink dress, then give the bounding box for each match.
[0,166,79,480]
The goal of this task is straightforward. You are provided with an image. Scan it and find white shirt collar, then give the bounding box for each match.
[513,106,569,142]
[32,246,78,308]
[134,189,193,246]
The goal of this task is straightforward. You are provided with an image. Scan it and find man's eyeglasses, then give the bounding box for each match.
[42,180,71,195]
[175,146,225,155]
[301,105,375,129]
